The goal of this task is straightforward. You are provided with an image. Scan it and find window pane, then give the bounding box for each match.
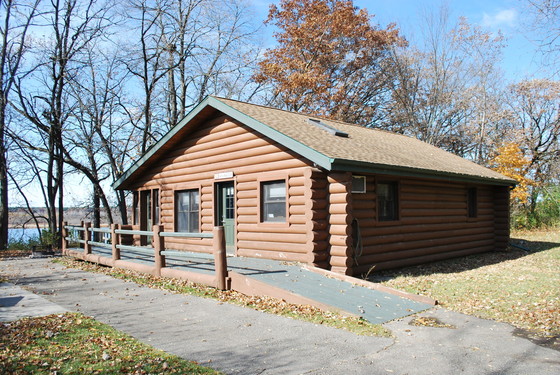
[176,189,199,232]
[189,212,199,232]
[133,192,139,225]
[265,182,286,200]
[264,202,286,222]
[153,190,160,225]
[468,188,477,218]
[262,181,286,222]
[378,182,398,221]
[192,192,199,211]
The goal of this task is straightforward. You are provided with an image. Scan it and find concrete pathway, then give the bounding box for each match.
[1,258,558,375]
[0,282,67,321]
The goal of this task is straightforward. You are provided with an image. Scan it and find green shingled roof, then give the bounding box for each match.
[113,96,515,189]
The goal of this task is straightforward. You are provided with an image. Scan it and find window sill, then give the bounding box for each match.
[258,221,290,228]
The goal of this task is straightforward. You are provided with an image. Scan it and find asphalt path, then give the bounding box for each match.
[1,258,558,374]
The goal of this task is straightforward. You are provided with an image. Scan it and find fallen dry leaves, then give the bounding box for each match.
[0,312,219,374]
[377,229,560,338]
[409,316,456,329]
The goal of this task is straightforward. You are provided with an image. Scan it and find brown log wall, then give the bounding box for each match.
[128,113,510,274]
[352,176,501,275]
[327,172,354,275]
[493,185,510,251]
[304,168,330,268]
[131,115,311,258]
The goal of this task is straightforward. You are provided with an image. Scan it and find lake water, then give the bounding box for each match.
[8,228,41,243]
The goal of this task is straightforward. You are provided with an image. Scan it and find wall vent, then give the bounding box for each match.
[307,118,349,137]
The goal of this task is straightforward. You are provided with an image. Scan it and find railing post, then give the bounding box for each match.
[62,221,68,254]
[83,222,91,255]
[132,224,140,246]
[111,224,120,261]
[80,221,85,250]
[153,225,165,277]
[213,226,227,290]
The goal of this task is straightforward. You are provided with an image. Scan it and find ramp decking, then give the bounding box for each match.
[67,246,434,324]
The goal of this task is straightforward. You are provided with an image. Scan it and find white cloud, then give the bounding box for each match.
[482,9,518,28]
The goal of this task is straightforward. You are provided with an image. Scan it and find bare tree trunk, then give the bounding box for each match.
[0,0,39,249]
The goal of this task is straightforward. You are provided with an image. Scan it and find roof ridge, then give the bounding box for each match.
[212,96,407,135]
[212,95,364,127]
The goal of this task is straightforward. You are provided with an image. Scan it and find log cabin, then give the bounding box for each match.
[113,96,515,276]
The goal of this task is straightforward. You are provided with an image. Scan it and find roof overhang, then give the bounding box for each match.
[332,159,516,186]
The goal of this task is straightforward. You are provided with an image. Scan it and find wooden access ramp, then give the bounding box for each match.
[225,257,435,324]
[65,244,435,324]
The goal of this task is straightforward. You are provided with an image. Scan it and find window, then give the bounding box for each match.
[133,191,139,225]
[176,189,200,232]
[468,188,478,218]
[261,180,286,222]
[153,189,160,225]
[142,190,151,230]
[377,182,399,221]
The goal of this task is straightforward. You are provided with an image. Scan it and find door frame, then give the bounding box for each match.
[214,180,236,255]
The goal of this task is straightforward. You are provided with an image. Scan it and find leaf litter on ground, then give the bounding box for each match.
[0,312,220,375]
[374,229,559,343]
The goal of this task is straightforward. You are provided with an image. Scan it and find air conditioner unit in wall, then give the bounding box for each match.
[351,175,366,193]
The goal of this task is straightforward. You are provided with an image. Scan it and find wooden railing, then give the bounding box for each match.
[62,221,228,290]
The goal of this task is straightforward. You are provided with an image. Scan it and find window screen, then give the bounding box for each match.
[153,189,160,225]
[378,182,399,221]
[262,180,286,222]
[176,189,200,232]
[468,188,478,218]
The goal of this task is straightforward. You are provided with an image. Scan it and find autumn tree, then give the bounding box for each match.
[254,0,405,125]
[491,142,533,204]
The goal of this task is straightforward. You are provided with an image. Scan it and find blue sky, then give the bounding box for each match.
[253,0,545,80]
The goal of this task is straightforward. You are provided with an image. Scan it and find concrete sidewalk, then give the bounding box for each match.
[0,282,67,321]
[1,258,558,374]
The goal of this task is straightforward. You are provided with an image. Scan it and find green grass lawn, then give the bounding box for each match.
[377,229,560,337]
[0,312,220,375]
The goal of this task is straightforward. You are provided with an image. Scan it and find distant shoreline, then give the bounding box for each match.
[8,225,49,229]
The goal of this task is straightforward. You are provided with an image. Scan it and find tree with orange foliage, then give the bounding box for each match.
[491,142,534,204]
[254,0,405,125]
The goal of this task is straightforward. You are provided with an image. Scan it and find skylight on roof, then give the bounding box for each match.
[307,118,349,138]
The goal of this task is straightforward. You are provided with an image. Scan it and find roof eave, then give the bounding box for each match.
[331,159,517,186]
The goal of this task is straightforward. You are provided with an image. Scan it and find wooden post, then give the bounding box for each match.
[62,221,68,254]
[153,224,165,277]
[80,221,85,250]
[111,224,120,261]
[83,222,91,255]
[213,226,228,290]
